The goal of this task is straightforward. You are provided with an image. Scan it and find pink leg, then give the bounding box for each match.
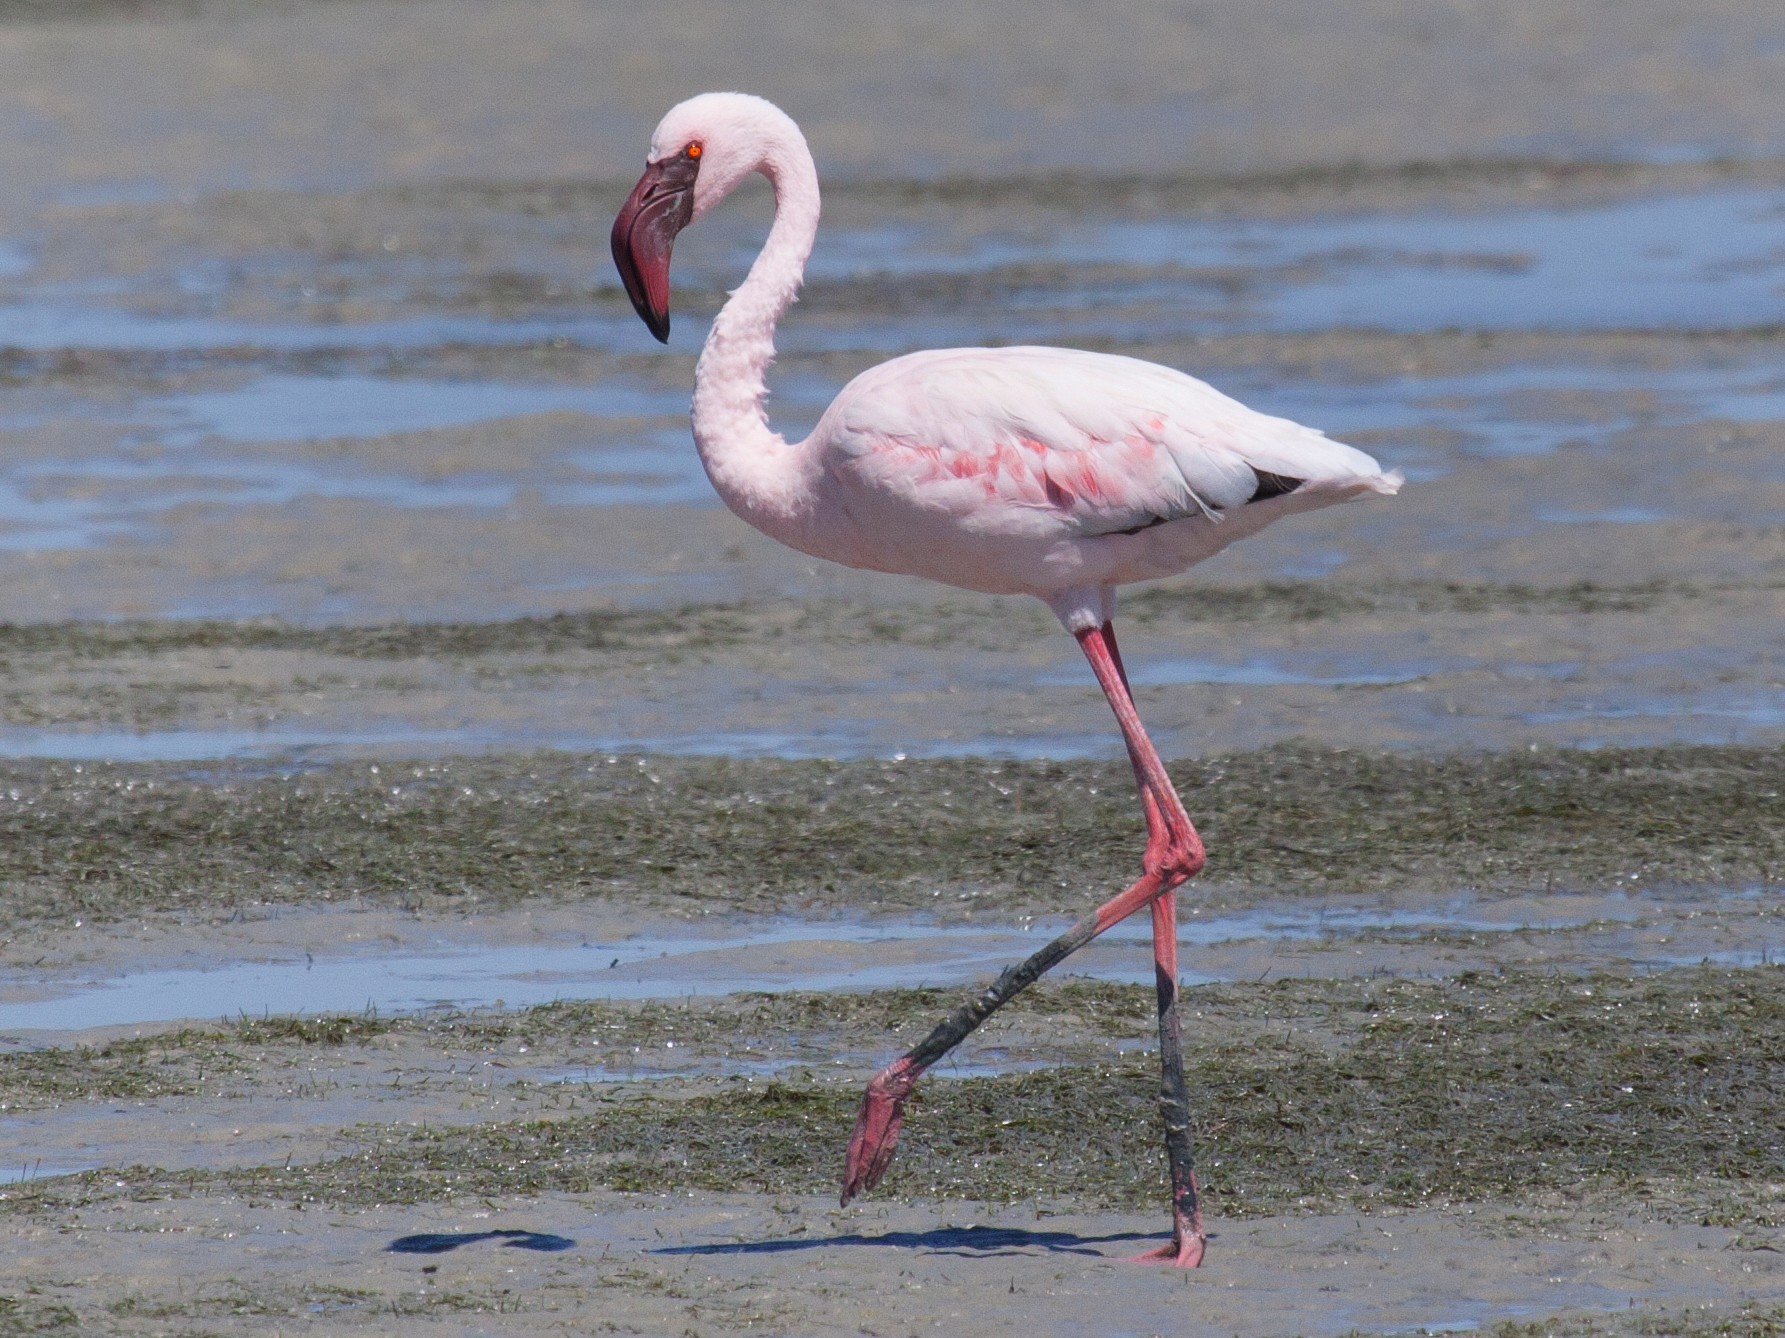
[842,620,1207,1268]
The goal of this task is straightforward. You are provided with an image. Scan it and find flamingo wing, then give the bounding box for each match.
[820,346,1387,538]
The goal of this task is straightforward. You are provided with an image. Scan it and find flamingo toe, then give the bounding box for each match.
[1126,1232,1207,1268]
[840,1058,922,1205]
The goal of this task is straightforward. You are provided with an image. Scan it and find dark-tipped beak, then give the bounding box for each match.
[611,155,699,343]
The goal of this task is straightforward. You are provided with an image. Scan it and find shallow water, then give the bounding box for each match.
[791,185,1785,336]
[0,304,640,354]
[1245,360,1785,464]
[149,374,692,443]
[12,186,1784,358]
[0,724,1126,762]
[6,894,1769,1034]
[0,1160,88,1185]
[532,1050,1131,1084]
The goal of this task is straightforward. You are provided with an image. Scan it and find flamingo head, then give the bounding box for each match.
[611,92,802,343]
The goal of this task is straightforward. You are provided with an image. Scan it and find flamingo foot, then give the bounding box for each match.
[1125,1227,1206,1268]
[840,1057,923,1205]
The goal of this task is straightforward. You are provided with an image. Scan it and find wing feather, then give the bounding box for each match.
[819,347,1388,537]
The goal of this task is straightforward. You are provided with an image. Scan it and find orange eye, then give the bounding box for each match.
[685,142,703,159]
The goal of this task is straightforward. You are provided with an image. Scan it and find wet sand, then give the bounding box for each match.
[4,1192,1780,1338]
[0,0,1782,206]
[8,570,1785,758]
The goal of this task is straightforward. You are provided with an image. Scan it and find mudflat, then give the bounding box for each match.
[1,1,1784,1334]
[4,749,1785,1334]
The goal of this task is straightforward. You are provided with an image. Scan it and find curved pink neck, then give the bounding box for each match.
[690,133,822,534]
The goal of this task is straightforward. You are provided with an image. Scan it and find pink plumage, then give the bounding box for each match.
[612,91,1401,1269]
[816,344,1398,615]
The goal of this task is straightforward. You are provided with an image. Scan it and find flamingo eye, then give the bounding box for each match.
[685,142,703,160]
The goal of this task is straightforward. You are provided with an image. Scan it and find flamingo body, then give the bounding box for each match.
[611,90,1403,1268]
[801,344,1396,613]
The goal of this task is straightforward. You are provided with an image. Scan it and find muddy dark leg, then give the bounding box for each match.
[1102,624,1205,1267]
[842,862,1174,1203]
[1122,887,1205,1265]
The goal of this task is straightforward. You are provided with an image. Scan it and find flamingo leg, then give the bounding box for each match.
[842,620,1207,1267]
[1101,623,1205,1267]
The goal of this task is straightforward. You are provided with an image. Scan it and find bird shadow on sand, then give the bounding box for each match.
[387,1229,577,1255]
[652,1223,1164,1259]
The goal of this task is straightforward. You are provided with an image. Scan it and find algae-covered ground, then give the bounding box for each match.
[5,946,1785,1333]
[7,968,1785,1224]
[0,743,1782,932]
[3,747,1785,1335]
